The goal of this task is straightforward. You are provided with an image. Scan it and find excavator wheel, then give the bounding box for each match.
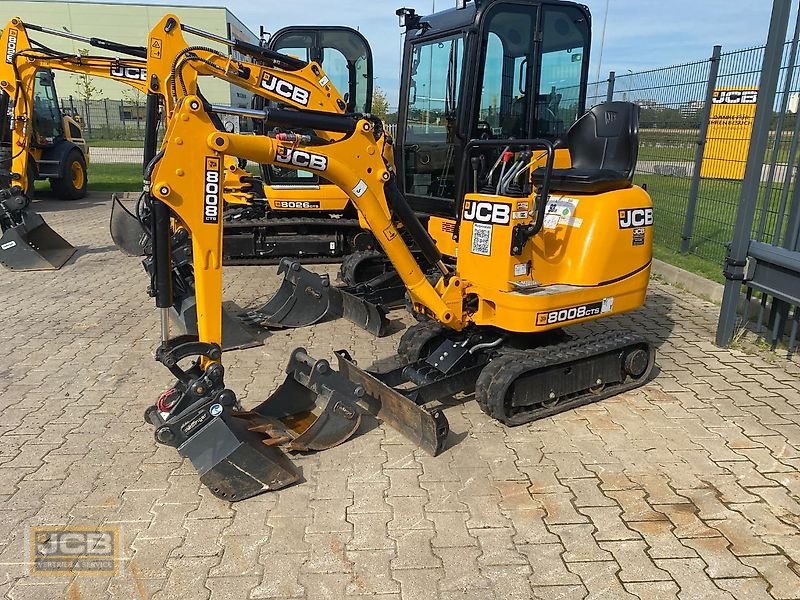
[50,149,88,200]
[397,321,449,362]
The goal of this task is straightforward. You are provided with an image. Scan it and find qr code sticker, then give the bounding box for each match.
[471,223,492,256]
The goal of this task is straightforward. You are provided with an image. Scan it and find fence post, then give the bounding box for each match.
[606,71,615,102]
[758,6,800,241]
[716,0,791,347]
[103,99,110,138]
[681,45,722,254]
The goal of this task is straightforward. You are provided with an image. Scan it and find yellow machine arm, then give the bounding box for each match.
[0,18,150,192]
[146,14,347,121]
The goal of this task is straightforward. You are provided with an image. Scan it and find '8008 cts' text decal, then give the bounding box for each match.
[203,156,221,224]
[536,298,614,326]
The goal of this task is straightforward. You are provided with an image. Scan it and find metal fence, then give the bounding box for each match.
[715,0,800,354]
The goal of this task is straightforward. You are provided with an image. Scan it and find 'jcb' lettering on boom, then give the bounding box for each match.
[260,73,310,106]
[203,157,221,224]
[618,208,653,229]
[275,147,328,171]
[110,65,147,81]
[462,201,512,225]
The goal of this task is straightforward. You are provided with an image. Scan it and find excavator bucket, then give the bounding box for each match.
[234,348,362,451]
[181,411,302,501]
[172,295,262,352]
[109,194,147,256]
[243,259,340,328]
[0,212,76,271]
[244,259,391,336]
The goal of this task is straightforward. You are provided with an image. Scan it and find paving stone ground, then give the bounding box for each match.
[2,193,800,600]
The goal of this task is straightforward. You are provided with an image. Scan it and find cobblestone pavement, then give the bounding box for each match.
[1,194,799,600]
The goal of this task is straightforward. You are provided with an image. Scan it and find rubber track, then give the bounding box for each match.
[397,321,449,362]
[475,331,653,426]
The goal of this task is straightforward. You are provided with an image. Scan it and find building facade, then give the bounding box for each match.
[1,1,258,109]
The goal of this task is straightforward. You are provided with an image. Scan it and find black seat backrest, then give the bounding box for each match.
[567,102,639,180]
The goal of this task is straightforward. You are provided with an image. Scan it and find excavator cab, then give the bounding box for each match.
[223,27,377,263]
[396,0,590,220]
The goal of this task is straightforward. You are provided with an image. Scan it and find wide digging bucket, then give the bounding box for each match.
[110,194,147,256]
[172,294,262,352]
[242,259,343,328]
[0,212,76,271]
[243,258,391,336]
[235,348,362,452]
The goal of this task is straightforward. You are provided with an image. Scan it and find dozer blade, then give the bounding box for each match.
[340,288,391,337]
[242,258,343,328]
[109,194,147,257]
[172,295,262,352]
[235,348,362,451]
[334,350,450,456]
[0,212,76,271]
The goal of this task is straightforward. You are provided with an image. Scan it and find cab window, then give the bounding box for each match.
[537,5,590,137]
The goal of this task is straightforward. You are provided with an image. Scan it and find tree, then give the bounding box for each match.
[73,49,103,134]
[371,86,390,120]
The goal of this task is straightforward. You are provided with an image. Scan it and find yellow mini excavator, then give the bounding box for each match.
[136,4,655,501]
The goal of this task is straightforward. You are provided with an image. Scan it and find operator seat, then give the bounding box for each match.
[533,101,639,194]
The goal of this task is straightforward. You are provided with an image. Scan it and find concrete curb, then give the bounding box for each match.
[651,258,724,304]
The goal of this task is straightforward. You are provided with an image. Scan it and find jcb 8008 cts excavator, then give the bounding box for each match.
[135,2,655,501]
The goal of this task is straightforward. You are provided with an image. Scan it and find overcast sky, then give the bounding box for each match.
[70,0,789,108]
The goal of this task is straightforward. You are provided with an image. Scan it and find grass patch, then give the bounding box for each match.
[86,138,146,148]
[34,162,143,193]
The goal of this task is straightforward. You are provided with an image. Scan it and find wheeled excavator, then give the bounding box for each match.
[137,4,656,501]
[0,18,151,270]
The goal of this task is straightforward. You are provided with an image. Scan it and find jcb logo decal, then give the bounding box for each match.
[618,208,653,229]
[462,201,511,225]
[5,28,18,64]
[712,90,758,105]
[110,65,147,81]
[203,157,221,224]
[275,147,328,171]
[260,73,310,106]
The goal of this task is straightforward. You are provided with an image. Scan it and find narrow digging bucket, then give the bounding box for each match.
[242,259,343,328]
[234,348,362,451]
[180,412,302,501]
[110,194,147,257]
[0,212,76,271]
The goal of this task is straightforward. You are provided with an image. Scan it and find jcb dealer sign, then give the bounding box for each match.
[700,88,758,180]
